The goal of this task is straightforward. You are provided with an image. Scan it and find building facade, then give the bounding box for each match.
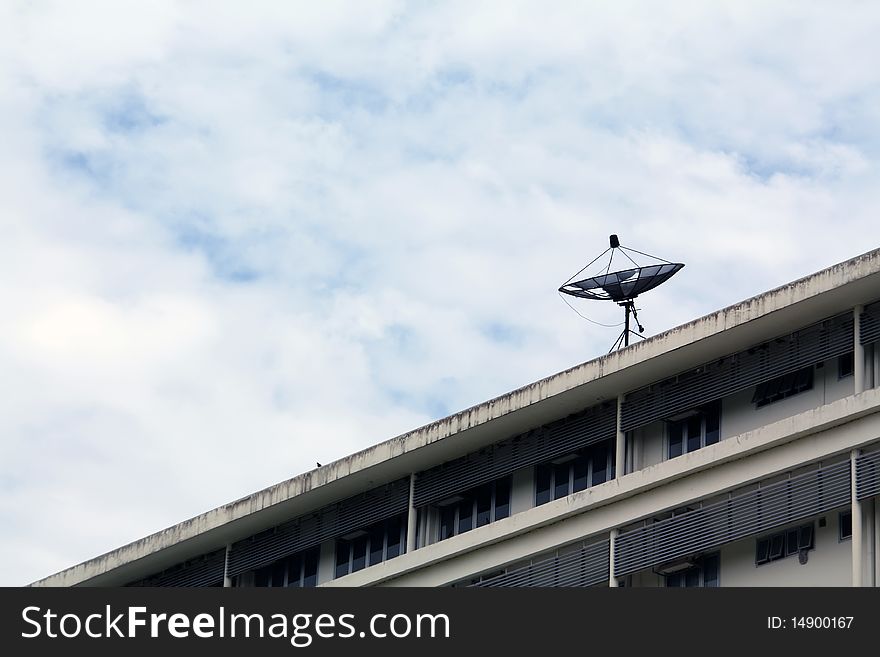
[33,249,880,588]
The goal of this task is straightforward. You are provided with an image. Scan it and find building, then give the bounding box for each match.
[32,249,880,588]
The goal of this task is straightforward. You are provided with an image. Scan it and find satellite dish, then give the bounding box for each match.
[559,235,684,351]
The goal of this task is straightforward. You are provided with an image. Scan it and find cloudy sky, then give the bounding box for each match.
[2,1,879,586]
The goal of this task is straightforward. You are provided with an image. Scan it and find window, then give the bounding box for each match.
[335,515,407,578]
[839,511,852,541]
[535,441,614,507]
[666,402,721,460]
[664,553,720,588]
[755,523,815,565]
[436,477,511,542]
[838,353,854,379]
[752,366,814,408]
[253,546,320,587]
[535,465,552,506]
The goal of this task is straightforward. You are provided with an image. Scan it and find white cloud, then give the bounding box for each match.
[1,0,879,584]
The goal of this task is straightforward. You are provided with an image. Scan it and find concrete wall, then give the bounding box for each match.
[325,393,880,587]
[719,511,851,586]
[625,509,854,587]
[243,490,879,587]
[723,358,854,440]
[629,569,662,588]
[627,357,855,474]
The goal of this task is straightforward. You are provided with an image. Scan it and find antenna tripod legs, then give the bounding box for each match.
[608,300,646,353]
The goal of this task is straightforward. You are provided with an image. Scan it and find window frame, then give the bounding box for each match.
[752,366,815,408]
[535,443,614,507]
[838,352,854,380]
[436,477,512,542]
[755,523,815,566]
[665,402,721,461]
[335,515,407,579]
[253,546,320,588]
[839,510,852,542]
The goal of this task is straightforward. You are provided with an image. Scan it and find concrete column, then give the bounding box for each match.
[510,466,534,514]
[609,529,619,587]
[615,394,625,479]
[851,449,863,587]
[317,539,335,585]
[854,305,865,394]
[406,473,417,553]
[223,544,232,588]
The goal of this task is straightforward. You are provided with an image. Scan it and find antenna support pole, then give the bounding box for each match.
[609,300,646,353]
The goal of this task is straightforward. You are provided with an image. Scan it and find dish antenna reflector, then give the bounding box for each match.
[559,235,684,351]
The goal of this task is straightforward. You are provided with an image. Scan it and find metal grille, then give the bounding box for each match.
[127,548,226,587]
[226,478,410,577]
[860,301,880,345]
[473,538,610,587]
[621,313,854,432]
[413,404,616,508]
[856,450,880,500]
[614,460,852,576]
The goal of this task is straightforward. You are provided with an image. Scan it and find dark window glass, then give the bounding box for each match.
[592,445,607,485]
[494,478,511,520]
[536,464,553,506]
[303,549,318,587]
[271,561,286,587]
[703,555,719,587]
[684,567,700,588]
[756,539,770,564]
[767,374,786,402]
[754,366,813,407]
[439,504,456,541]
[285,554,302,587]
[335,540,350,579]
[476,484,493,526]
[704,404,720,445]
[572,456,589,492]
[798,525,814,551]
[351,536,367,573]
[751,381,768,405]
[792,367,814,394]
[785,529,799,556]
[368,524,385,566]
[665,573,681,587]
[668,422,683,459]
[839,353,854,379]
[840,511,852,540]
[458,498,473,534]
[254,566,270,587]
[769,534,785,560]
[386,516,402,559]
[435,476,515,543]
[553,462,570,500]
[686,415,702,453]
